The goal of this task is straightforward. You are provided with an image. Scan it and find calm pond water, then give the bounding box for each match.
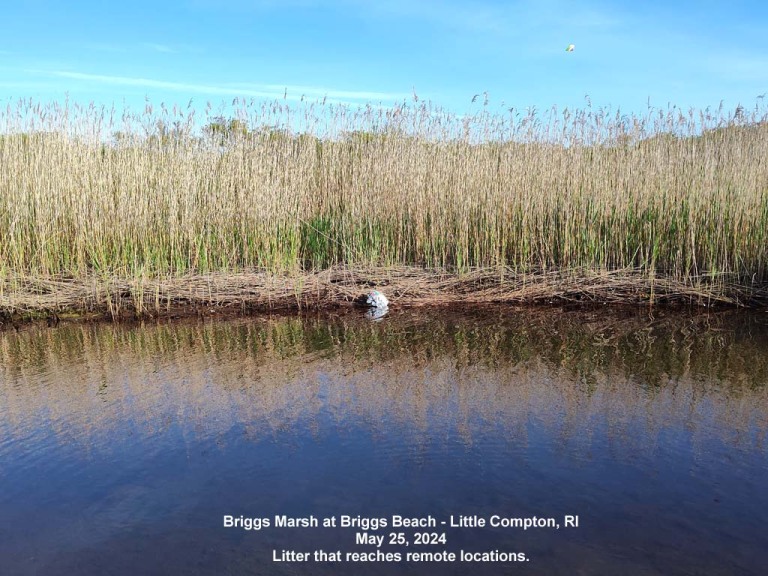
[1,307,767,575]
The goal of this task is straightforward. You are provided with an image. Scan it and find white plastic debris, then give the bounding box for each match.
[364,290,389,320]
[365,306,388,320]
[566,44,575,52]
[366,290,389,308]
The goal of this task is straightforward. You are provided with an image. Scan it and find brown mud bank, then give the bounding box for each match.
[2,266,768,327]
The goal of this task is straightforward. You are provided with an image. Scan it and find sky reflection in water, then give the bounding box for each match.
[1,307,767,575]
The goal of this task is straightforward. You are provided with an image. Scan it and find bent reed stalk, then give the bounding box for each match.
[1,96,767,316]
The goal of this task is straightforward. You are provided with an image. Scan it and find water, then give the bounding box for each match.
[1,307,767,575]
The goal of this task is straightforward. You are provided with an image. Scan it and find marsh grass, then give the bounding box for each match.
[1,96,767,313]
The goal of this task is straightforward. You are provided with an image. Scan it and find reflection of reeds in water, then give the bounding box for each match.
[0,310,766,459]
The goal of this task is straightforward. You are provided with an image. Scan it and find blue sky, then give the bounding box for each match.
[1,0,767,119]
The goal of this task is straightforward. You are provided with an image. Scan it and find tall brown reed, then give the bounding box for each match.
[1,97,766,293]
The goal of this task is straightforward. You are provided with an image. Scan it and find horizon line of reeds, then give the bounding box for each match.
[1,96,767,299]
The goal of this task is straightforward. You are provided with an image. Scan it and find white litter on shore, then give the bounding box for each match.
[366,290,389,308]
[364,290,389,320]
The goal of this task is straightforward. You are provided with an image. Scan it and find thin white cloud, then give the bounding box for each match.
[38,70,408,104]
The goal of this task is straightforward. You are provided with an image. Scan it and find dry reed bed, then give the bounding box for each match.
[2,266,767,321]
[1,97,767,316]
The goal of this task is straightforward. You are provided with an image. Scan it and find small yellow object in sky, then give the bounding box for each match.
[566,44,575,52]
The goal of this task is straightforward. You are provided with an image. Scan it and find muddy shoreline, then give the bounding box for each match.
[2,266,767,329]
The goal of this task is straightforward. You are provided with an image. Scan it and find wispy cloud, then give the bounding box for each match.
[38,70,409,104]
